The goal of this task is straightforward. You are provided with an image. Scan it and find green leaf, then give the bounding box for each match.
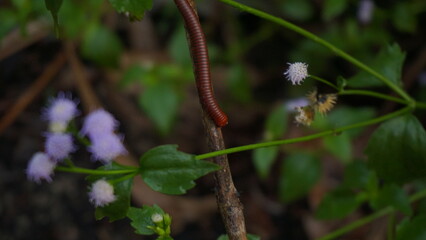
[81,23,123,68]
[370,184,412,215]
[279,153,321,203]
[348,43,406,88]
[366,114,426,183]
[107,0,152,21]
[138,83,179,135]
[253,147,279,179]
[323,132,352,163]
[280,0,313,21]
[217,233,260,240]
[265,105,287,140]
[44,0,63,35]
[396,215,426,240]
[169,24,192,66]
[392,2,417,33]
[127,205,165,235]
[86,163,135,221]
[315,189,361,219]
[227,64,252,103]
[342,160,376,190]
[139,145,220,195]
[0,9,18,39]
[59,0,103,38]
[322,0,347,21]
[120,64,147,88]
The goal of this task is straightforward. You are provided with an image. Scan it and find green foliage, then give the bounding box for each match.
[44,0,63,35]
[127,205,166,235]
[0,9,18,39]
[138,83,180,136]
[81,23,123,68]
[342,160,377,190]
[370,184,412,215]
[169,25,192,66]
[322,0,347,21]
[107,0,153,21]
[279,153,320,203]
[139,145,220,195]
[396,215,426,240]
[253,105,287,178]
[348,43,406,88]
[227,63,252,103]
[280,0,313,21]
[323,133,352,164]
[391,2,418,33]
[366,114,426,184]
[315,189,362,219]
[217,233,260,240]
[87,163,135,221]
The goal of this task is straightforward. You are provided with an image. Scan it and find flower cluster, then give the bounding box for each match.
[26,93,127,207]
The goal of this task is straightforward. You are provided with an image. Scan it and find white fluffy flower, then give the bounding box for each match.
[26,152,56,183]
[88,179,116,207]
[284,62,309,85]
[151,213,163,223]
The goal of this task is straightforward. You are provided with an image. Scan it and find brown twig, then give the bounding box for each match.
[175,0,247,238]
[0,52,66,134]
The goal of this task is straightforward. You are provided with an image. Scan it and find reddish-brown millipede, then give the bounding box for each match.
[174,0,228,127]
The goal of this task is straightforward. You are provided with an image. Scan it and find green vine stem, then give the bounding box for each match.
[309,75,339,90]
[317,188,426,240]
[338,90,408,104]
[218,0,413,103]
[196,106,412,160]
[56,166,138,175]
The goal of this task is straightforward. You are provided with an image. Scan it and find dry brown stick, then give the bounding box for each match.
[65,42,102,113]
[178,0,247,239]
[0,52,66,134]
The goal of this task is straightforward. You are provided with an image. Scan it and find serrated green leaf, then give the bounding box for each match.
[370,184,412,215]
[107,0,152,21]
[366,114,426,184]
[315,189,360,219]
[253,147,279,179]
[279,153,320,203]
[348,43,406,88]
[138,83,179,135]
[396,215,426,240]
[45,0,63,35]
[322,0,347,21]
[217,233,261,240]
[323,132,352,163]
[127,205,165,235]
[81,23,123,68]
[86,163,135,221]
[139,145,220,195]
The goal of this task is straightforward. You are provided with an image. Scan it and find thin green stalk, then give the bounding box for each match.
[387,213,396,240]
[56,166,138,175]
[218,0,413,102]
[317,188,426,240]
[109,172,138,184]
[196,106,412,160]
[416,101,426,109]
[309,75,339,90]
[338,90,407,104]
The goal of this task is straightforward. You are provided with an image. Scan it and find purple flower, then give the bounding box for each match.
[81,109,118,138]
[88,133,127,164]
[358,0,374,24]
[45,133,75,161]
[88,179,116,207]
[44,93,79,124]
[26,152,56,183]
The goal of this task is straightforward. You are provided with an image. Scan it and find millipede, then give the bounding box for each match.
[173,0,229,127]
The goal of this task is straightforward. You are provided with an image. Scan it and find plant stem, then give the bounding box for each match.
[56,166,138,175]
[338,90,407,104]
[196,106,411,160]
[218,0,413,102]
[317,188,426,240]
[309,75,339,90]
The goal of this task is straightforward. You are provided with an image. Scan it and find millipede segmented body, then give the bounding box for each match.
[174,0,228,127]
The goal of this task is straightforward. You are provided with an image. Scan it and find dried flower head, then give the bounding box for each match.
[82,109,118,137]
[88,179,116,207]
[26,152,56,183]
[88,133,127,164]
[284,62,309,85]
[45,133,75,161]
[44,93,79,123]
[294,106,315,126]
[307,89,337,115]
